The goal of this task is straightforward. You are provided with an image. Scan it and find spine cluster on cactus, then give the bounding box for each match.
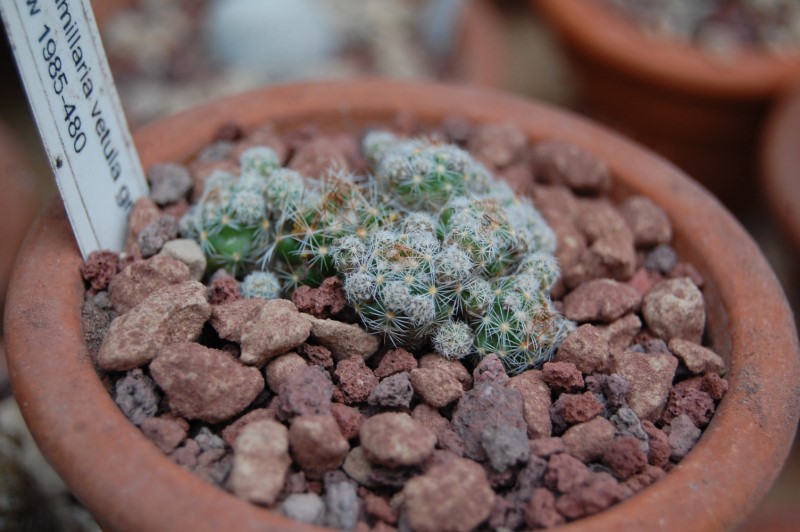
[183,130,573,374]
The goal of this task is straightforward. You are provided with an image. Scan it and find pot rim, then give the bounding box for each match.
[534,0,800,98]
[5,80,800,531]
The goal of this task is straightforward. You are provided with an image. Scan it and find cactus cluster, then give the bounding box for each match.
[183,131,573,374]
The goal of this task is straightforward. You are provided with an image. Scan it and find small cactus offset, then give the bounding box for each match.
[184,130,573,374]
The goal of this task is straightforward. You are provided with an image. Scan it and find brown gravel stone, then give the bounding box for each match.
[563,279,641,323]
[331,403,364,441]
[508,370,552,439]
[575,199,632,243]
[468,123,527,169]
[418,353,472,390]
[627,267,664,298]
[98,281,211,371]
[276,366,334,420]
[402,458,495,532]
[532,140,611,194]
[228,420,291,505]
[660,387,716,428]
[542,362,584,392]
[570,234,637,286]
[374,348,418,379]
[125,197,161,254]
[81,250,119,292]
[298,343,334,369]
[140,417,187,454]
[553,392,604,427]
[641,420,671,468]
[550,218,587,274]
[525,488,565,529]
[642,278,706,343]
[409,368,463,408]
[342,446,377,488]
[209,298,266,342]
[291,276,346,318]
[289,136,350,178]
[562,417,616,463]
[618,195,672,247]
[363,491,398,525]
[555,324,610,374]
[221,408,277,447]
[602,437,648,480]
[500,163,536,197]
[702,373,729,401]
[360,413,436,468]
[265,353,308,393]
[306,317,381,361]
[668,339,726,375]
[544,453,592,494]
[612,351,678,422]
[529,437,565,458]
[151,342,264,423]
[137,215,179,258]
[147,162,192,205]
[531,184,580,223]
[207,273,241,305]
[289,415,349,479]
[473,354,510,386]
[625,464,666,494]
[596,314,642,356]
[664,414,701,461]
[109,255,191,314]
[335,356,380,405]
[369,372,414,409]
[554,474,628,520]
[667,262,705,287]
[240,299,312,367]
[169,439,200,469]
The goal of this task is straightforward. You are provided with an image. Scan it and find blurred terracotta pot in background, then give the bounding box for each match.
[534,0,800,215]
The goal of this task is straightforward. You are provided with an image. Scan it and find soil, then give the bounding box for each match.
[80,117,728,531]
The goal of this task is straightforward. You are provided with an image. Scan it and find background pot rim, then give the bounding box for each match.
[5,79,800,532]
[534,0,800,98]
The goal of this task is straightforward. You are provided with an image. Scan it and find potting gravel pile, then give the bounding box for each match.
[80,117,728,531]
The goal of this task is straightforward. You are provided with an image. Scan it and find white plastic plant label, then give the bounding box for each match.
[0,0,148,258]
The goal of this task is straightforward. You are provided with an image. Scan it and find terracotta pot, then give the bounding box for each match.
[533,0,800,215]
[6,80,800,531]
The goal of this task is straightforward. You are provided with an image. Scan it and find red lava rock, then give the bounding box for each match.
[532,140,611,194]
[529,437,565,458]
[667,262,705,287]
[554,474,628,520]
[411,403,451,437]
[276,366,334,420]
[81,250,119,292]
[360,412,436,467]
[147,163,192,205]
[418,353,472,390]
[612,350,678,422]
[467,123,527,169]
[562,417,616,463]
[210,298,265,342]
[668,339,726,375]
[137,215,179,258]
[113,369,160,426]
[702,372,729,401]
[334,356,380,405]
[409,367,464,409]
[331,403,364,441]
[125,197,161,254]
[473,354,510,386]
[188,159,239,201]
[542,361,584,392]
[597,314,642,356]
[544,453,592,494]
[553,392,604,428]
[169,438,201,469]
[625,464,666,494]
[374,348,418,379]
[508,370,553,439]
[289,415,349,479]
[402,458,495,532]
[240,299,312,367]
[109,255,191,314]
[641,420,671,468]
[221,408,277,447]
[642,278,706,343]
[575,199,632,243]
[228,420,291,506]
[563,278,641,323]
[265,353,308,393]
[207,273,241,305]
[362,491,398,525]
[289,137,350,177]
[298,343,334,369]
[306,317,381,361]
[555,324,610,374]
[627,267,663,298]
[566,234,638,287]
[660,387,716,428]
[602,436,648,480]
[525,488,565,529]
[291,276,346,318]
[150,342,264,423]
[618,195,672,247]
[140,417,187,454]
[674,376,704,393]
[664,414,702,461]
[368,372,414,409]
[99,281,211,371]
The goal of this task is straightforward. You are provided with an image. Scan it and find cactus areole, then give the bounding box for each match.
[182,132,574,374]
